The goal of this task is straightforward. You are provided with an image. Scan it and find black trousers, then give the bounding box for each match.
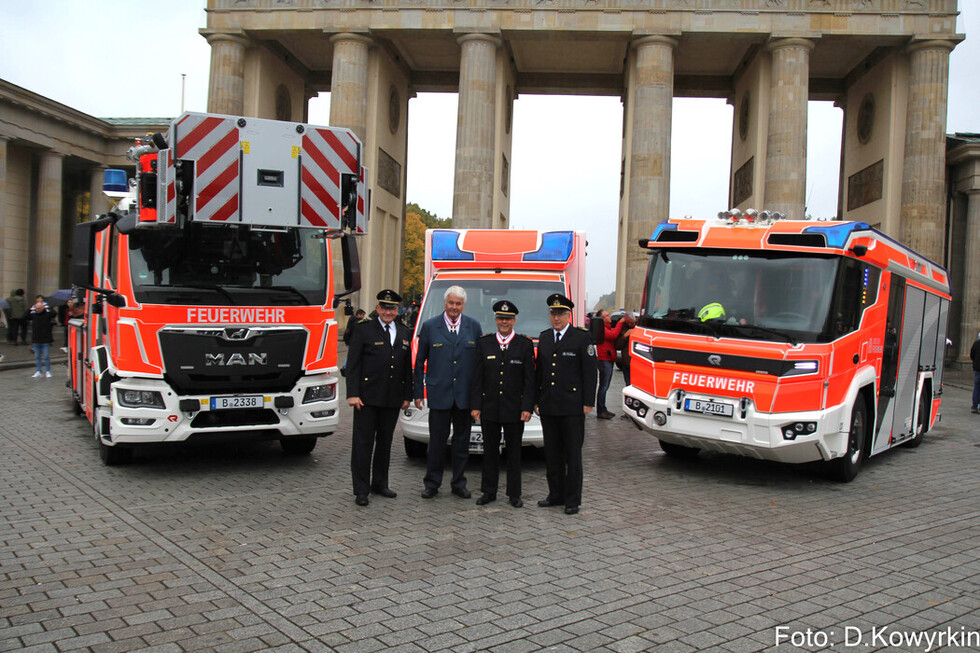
[479,419,524,499]
[350,404,399,496]
[540,413,585,508]
[424,404,471,491]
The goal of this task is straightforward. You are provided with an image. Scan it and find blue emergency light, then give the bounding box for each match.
[103,169,128,194]
[523,231,574,262]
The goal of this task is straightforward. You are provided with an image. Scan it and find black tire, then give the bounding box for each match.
[404,436,427,458]
[95,415,132,466]
[659,439,700,458]
[826,395,867,482]
[70,394,83,416]
[903,389,929,449]
[281,436,317,456]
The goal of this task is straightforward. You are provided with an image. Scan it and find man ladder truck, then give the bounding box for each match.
[622,209,950,481]
[68,112,367,464]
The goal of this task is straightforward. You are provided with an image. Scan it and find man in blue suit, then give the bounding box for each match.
[414,285,483,498]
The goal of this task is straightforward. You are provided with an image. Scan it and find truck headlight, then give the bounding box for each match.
[303,383,336,404]
[117,389,165,409]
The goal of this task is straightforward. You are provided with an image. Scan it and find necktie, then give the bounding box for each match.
[555,331,561,344]
[385,323,392,345]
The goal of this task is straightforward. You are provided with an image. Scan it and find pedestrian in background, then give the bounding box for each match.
[6,289,26,345]
[414,285,482,499]
[28,295,55,378]
[971,331,980,414]
[535,293,597,515]
[470,300,535,508]
[346,291,413,507]
[595,309,626,419]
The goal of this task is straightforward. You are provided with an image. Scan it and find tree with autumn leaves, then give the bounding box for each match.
[401,203,451,300]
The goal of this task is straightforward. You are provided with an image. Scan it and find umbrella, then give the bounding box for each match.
[47,289,74,305]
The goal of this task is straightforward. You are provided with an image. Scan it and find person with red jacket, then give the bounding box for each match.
[595,309,625,419]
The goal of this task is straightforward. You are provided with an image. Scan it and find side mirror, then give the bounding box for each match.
[335,232,361,299]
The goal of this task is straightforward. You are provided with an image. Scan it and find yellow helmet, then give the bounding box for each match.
[698,302,726,322]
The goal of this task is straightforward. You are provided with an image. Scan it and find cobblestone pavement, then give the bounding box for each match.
[1,363,978,653]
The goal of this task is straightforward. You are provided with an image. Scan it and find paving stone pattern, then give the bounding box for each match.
[1,367,978,652]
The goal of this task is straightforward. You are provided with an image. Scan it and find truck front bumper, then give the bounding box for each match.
[399,406,544,454]
[104,374,339,444]
[622,385,851,464]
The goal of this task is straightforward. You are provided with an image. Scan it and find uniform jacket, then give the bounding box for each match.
[469,332,535,422]
[345,318,413,407]
[413,313,482,410]
[536,325,598,416]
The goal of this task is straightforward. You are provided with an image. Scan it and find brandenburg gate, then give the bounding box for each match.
[201,0,961,315]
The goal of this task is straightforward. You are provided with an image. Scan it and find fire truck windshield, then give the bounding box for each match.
[641,249,842,344]
[126,224,327,306]
[417,278,568,337]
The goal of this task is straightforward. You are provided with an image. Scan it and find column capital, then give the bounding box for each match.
[329,32,374,48]
[631,35,678,50]
[766,37,816,53]
[456,33,503,49]
[906,39,958,55]
[200,29,251,48]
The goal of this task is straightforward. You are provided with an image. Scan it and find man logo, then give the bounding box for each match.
[205,352,268,366]
[708,354,722,366]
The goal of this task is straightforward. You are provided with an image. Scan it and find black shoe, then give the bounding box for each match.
[421,487,437,499]
[564,506,579,515]
[372,487,397,498]
[355,495,369,507]
[509,498,524,508]
[475,493,496,505]
[537,497,564,507]
[452,487,472,499]
[597,411,614,420]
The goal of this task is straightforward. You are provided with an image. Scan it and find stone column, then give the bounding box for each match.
[205,32,249,116]
[452,33,502,228]
[329,33,373,141]
[959,189,980,366]
[35,151,64,295]
[89,166,108,220]
[900,40,955,263]
[764,38,814,219]
[0,137,7,280]
[624,36,676,312]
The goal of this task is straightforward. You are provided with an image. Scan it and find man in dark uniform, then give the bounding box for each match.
[535,293,597,515]
[470,300,535,508]
[346,289,414,507]
[414,286,482,499]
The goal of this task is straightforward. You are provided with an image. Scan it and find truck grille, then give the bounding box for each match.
[160,327,306,395]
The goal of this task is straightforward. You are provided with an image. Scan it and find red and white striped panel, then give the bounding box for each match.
[175,114,240,223]
[300,127,360,229]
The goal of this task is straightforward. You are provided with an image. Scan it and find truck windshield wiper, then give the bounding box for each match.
[267,285,310,304]
[729,322,798,345]
[174,284,238,305]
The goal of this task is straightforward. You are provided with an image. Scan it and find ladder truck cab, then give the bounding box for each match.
[400,229,587,458]
[623,210,950,482]
[68,112,368,465]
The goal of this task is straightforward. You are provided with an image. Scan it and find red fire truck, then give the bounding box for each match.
[68,112,367,464]
[400,228,587,457]
[622,210,950,481]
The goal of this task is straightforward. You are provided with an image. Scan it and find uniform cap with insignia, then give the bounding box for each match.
[377,289,402,306]
[546,293,573,312]
[493,300,518,317]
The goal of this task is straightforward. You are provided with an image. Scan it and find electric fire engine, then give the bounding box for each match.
[623,209,950,481]
[68,112,367,464]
